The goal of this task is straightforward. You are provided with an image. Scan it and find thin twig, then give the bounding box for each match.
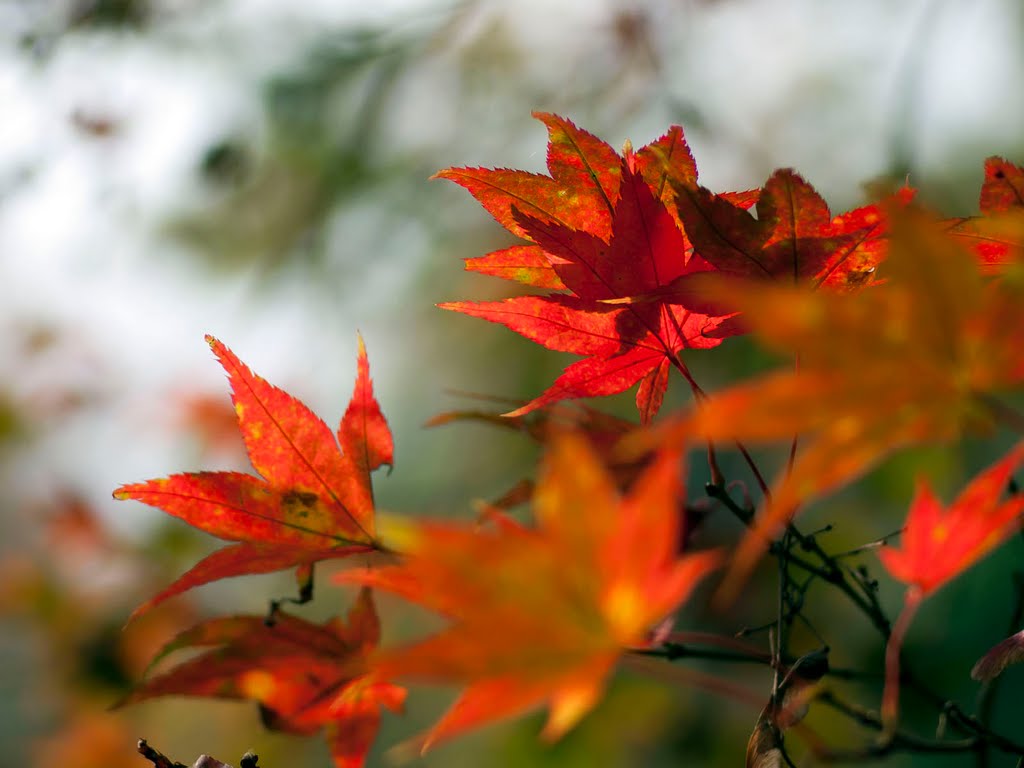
[136,740,188,768]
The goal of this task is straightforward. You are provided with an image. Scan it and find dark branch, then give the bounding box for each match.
[136,739,261,768]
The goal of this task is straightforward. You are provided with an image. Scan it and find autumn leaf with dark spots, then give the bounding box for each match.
[114,335,392,620]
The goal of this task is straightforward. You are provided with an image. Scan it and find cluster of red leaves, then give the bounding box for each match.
[116,333,718,765]
[438,114,737,424]
[116,336,399,767]
[438,113,925,423]
[114,115,1024,765]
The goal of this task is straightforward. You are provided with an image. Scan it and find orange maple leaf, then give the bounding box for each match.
[118,588,405,768]
[878,442,1024,596]
[114,335,392,619]
[337,433,719,751]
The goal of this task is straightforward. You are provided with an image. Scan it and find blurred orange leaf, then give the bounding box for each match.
[337,433,719,751]
[34,709,139,768]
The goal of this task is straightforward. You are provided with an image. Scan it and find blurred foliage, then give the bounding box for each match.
[69,0,151,29]
[169,25,419,272]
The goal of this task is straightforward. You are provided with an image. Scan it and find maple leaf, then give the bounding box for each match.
[436,112,622,244]
[118,588,405,768]
[643,205,1024,597]
[675,169,857,282]
[946,156,1024,271]
[336,433,719,751]
[114,335,392,619]
[665,171,914,319]
[878,442,1024,596]
[435,112,620,291]
[442,161,731,423]
[874,443,1024,725]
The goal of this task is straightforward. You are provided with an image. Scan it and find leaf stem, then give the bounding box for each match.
[882,587,923,729]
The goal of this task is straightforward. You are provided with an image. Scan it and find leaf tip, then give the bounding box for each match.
[431,167,458,181]
[123,601,152,629]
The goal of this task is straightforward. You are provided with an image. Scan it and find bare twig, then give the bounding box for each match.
[137,740,188,768]
[136,740,259,768]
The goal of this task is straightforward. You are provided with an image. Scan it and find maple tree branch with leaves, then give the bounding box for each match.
[112,113,1024,766]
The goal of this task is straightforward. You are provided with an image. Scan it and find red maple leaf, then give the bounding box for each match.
[947,156,1024,271]
[435,111,623,291]
[878,442,1024,596]
[114,335,392,620]
[667,170,915,312]
[442,157,731,423]
[874,442,1024,725]
[118,588,405,768]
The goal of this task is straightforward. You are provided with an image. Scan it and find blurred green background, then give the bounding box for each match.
[2,1,1024,766]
